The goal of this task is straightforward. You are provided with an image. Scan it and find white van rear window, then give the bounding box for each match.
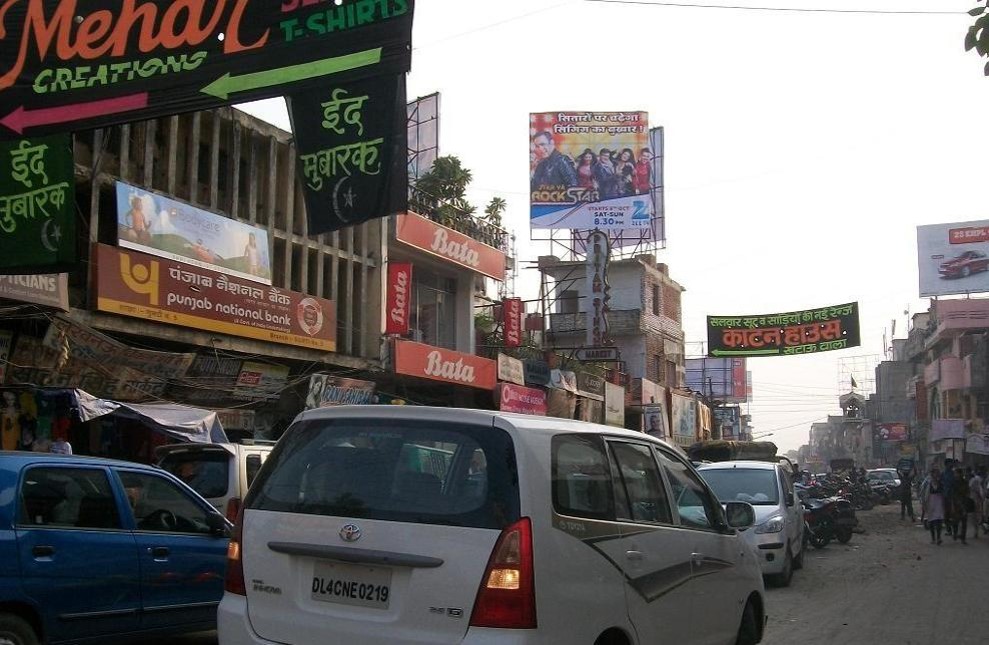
[248,419,520,530]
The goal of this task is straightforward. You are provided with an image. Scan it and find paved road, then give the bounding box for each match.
[131,503,989,645]
[762,502,989,645]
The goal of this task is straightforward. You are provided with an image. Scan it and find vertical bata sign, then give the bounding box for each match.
[289,74,408,234]
[0,134,74,272]
[0,1,415,139]
[385,262,412,335]
[503,298,522,348]
[585,230,611,347]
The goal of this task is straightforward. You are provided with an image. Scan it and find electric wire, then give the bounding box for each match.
[583,0,966,15]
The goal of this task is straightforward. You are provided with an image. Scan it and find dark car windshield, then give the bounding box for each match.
[699,468,780,505]
[248,418,520,530]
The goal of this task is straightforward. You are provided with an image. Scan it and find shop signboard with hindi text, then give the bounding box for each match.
[529,111,654,232]
[497,354,525,386]
[0,1,415,140]
[289,74,407,235]
[0,134,74,273]
[116,181,272,284]
[576,372,605,401]
[707,302,860,358]
[94,244,336,352]
[393,340,496,390]
[0,273,68,310]
[395,211,506,281]
[233,362,290,401]
[917,220,989,297]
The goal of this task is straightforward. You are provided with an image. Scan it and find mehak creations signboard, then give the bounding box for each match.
[707,302,860,358]
[0,1,415,139]
[94,244,336,351]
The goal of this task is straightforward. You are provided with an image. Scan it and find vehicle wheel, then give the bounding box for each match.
[793,539,805,570]
[0,613,39,645]
[594,628,630,645]
[810,531,830,549]
[769,547,793,587]
[837,527,853,544]
[962,266,972,278]
[735,600,760,645]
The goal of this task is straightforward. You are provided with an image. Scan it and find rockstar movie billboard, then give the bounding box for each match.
[529,111,655,232]
[917,220,989,297]
[707,302,860,358]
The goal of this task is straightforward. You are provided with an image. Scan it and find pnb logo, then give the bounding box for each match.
[119,252,159,306]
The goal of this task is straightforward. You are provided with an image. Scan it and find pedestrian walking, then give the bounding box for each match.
[920,471,933,527]
[950,467,970,544]
[968,468,984,538]
[899,468,915,521]
[927,470,946,545]
[941,461,956,535]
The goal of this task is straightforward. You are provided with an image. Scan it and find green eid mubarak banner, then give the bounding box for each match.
[0,133,76,273]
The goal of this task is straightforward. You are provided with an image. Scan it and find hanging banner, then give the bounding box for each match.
[878,423,908,442]
[503,297,522,348]
[0,134,75,272]
[604,381,625,427]
[529,111,653,232]
[585,230,611,347]
[0,273,68,310]
[94,244,336,351]
[0,1,416,139]
[385,262,413,335]
[305,375,377,409]
[707,302,860,358]
[116,181,272,284]
[289,73,408,234]
[496,383,547,416]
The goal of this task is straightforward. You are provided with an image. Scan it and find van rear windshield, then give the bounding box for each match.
[248,418,520,530]
[159,451,229,499]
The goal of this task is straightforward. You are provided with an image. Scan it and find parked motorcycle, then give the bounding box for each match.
[803,496,858,548]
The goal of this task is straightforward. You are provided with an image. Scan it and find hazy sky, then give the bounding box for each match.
[240,0,989,452]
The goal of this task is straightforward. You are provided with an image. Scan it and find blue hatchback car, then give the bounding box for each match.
[0,451,231,645]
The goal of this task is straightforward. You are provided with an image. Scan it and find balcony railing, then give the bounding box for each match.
[547,309,644,338]
[408,186,510,253]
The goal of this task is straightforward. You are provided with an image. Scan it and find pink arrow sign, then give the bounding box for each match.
[1,93,149,135]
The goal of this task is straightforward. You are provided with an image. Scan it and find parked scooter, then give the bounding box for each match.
[803,496,858,548]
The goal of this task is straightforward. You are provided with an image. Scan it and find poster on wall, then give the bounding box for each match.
[289,74,408,234]
[643,404,668,441]
[917,220,989,297]
[0,134,75,273]
[707,302,860,358]
[671,393,697,448]
[116,181,272,284]
[604,381,624,427]
[529,111,654,232]
[0,1,415,139]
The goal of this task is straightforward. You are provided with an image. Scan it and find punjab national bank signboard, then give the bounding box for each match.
[707,302,860,358]
[917,220,989,297]
[529,111,654,232]
[94,244,336,351]
[0,1,415,139]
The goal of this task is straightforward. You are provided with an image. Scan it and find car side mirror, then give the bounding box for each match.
[725,501,756,530]
[785,491,795,507]
[206,512,231,538]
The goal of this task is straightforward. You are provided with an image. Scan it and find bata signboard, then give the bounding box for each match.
[94,244,336,351]
[385,262,412,335]
[392,339,496,390]
[707,302,860,358]
[0,1,415,139]
[395,211,505,280]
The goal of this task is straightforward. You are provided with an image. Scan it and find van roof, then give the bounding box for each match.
[696,460,779,471]
[294,405,674,446]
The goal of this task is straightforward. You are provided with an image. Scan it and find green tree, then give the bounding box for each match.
[966,2,989,74]
[410,155,475,226]
[483,197,507,229]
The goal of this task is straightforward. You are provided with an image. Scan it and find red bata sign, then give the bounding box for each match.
[395,211,505,280]
[393,340,496,390]
[386,262,412,335]
[503,298,522,348]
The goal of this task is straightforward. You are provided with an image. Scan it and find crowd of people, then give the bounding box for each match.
[530,131,654,199]
[917,460,987,545]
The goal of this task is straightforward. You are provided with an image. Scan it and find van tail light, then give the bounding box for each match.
[225,497,241,523]
[224,504,246,595]
[469,517,536,629]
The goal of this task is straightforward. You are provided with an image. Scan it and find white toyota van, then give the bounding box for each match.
[217,406,765,645]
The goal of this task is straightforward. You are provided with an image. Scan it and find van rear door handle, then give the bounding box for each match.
[691,552,705,564]
[625,550,644,561]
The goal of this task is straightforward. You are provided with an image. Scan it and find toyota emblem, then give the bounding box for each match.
[339,523,362,542]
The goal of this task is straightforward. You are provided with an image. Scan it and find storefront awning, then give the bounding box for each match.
[72,389,228,444]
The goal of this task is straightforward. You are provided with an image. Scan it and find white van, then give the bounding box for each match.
[217,407,766,645]
[157,440,274,521]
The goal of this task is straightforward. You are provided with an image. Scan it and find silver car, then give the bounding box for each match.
[697,461,805,587]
